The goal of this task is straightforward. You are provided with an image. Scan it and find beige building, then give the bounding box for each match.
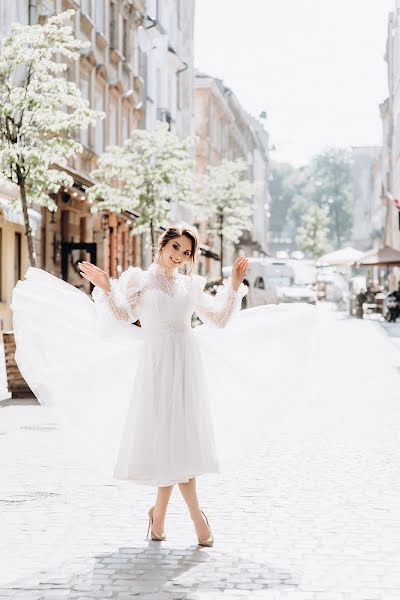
[0,0,195,329]
[194,72,271,280]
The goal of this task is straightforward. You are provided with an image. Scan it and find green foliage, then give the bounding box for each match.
[296,204,330,258]
[310,148,353,247]
[269,148,353,253]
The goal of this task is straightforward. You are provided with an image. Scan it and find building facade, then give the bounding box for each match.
[0,0,195,329]
[194,72,271,280]
[382,1,400,250]
[140,0,195,245]
[351,146,384,251]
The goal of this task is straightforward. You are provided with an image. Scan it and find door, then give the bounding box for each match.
[61,242,97,291]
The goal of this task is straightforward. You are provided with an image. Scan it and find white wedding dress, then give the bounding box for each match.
[11,262,316,487]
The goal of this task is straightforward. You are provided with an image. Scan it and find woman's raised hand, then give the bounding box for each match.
[78,261,111,293]
[231,256,249,290]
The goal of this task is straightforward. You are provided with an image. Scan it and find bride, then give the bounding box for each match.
[79,224,248,546]
[11,223,315,548]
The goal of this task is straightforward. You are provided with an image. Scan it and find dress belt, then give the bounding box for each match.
[143,321,191,334]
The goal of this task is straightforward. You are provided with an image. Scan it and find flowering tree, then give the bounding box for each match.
[195,159,255,281]
[88,121,194,252]
[0,10,101,267]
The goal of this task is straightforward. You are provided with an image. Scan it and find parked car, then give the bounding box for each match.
[223,258,314,307]
[276,284,317,305]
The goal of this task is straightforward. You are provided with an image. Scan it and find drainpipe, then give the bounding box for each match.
[28,0,36,25]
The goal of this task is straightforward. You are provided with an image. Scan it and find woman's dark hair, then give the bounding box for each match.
[155,224,199,275]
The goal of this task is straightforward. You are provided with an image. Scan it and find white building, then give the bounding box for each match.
[381,1,400,250]
[144,0,194,139]
[140,0,195,233]
[351,146,384,251]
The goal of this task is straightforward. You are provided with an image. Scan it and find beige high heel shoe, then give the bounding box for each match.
[146,506,166,541]
[195,510,214,547]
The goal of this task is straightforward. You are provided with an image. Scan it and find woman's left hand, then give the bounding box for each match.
[231,256,249,290]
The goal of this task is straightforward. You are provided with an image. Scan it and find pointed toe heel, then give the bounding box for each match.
[146,506,166,541]
[196,509,214,547]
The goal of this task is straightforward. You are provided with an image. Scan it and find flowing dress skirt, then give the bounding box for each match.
[11,268,316,485]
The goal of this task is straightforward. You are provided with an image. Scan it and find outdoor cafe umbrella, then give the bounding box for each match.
[353,245,400,267]
[318,246,364,266]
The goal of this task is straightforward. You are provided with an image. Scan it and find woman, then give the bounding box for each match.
[11,223,314,548]
[79,224,248,546]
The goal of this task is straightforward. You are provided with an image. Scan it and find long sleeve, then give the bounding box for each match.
[92,266,145,325]
[193,274,248,328]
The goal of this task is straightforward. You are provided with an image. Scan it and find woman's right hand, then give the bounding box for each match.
[78,261,111,293]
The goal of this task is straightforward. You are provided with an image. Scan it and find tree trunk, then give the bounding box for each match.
[219,212,224,283]
[17,171,36,268]
[150,218,155,259]
[333,200,341,249]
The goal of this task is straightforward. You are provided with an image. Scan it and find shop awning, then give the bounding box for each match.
[0,197,42,232]
[353,245,400,267]
[318,246,364,266]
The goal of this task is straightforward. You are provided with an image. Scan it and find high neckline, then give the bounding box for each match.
[149,261,180,279]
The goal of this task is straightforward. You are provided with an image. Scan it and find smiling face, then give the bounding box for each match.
[158,234,193,270]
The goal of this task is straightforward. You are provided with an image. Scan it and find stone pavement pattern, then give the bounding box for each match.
[0,308,399,600]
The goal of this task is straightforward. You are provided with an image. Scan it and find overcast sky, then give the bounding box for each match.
[194,0,395,167]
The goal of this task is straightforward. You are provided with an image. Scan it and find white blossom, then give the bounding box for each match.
[88,121,194,244]
[0,10,103,214]
[194,159,256,245]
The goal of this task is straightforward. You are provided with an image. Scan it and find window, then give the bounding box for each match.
[132,30,139,74]
[108,95,118,146]
[95,83,104,154]
[146,0,157,22]
[139,46,146,80]
[80,69,91,147]
[177,0,183,29]
[121,103,129,142]
[122,17,129,60]
[14,232,22,285]
[254,276,265,290]
[110,2,118,48]
[177,72,183,110]
[168,73,177,117]
[95,0,104,33]
[81,0,91,16]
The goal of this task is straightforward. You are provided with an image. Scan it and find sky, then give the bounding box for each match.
[194,0,395,167]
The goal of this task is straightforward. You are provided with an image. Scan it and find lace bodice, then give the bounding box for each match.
[92,261,248,330]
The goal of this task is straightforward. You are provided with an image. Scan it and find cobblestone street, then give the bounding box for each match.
[1,308,400,600]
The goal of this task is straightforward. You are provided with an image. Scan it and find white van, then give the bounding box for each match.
[222,258,296,308]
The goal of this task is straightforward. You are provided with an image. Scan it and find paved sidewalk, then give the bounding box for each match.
[0,310,399,599]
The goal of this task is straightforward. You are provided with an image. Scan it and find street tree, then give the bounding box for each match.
[194,159,255,281]
[0,9,101,267]
[296,204,330,258]
[309,148,352,248]
[88,121,194,253]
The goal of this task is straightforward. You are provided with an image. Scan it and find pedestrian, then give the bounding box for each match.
[11,223,315,548]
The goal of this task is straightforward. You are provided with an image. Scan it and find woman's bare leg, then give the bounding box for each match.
[178,477,212,539]
[152,484,174,535]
